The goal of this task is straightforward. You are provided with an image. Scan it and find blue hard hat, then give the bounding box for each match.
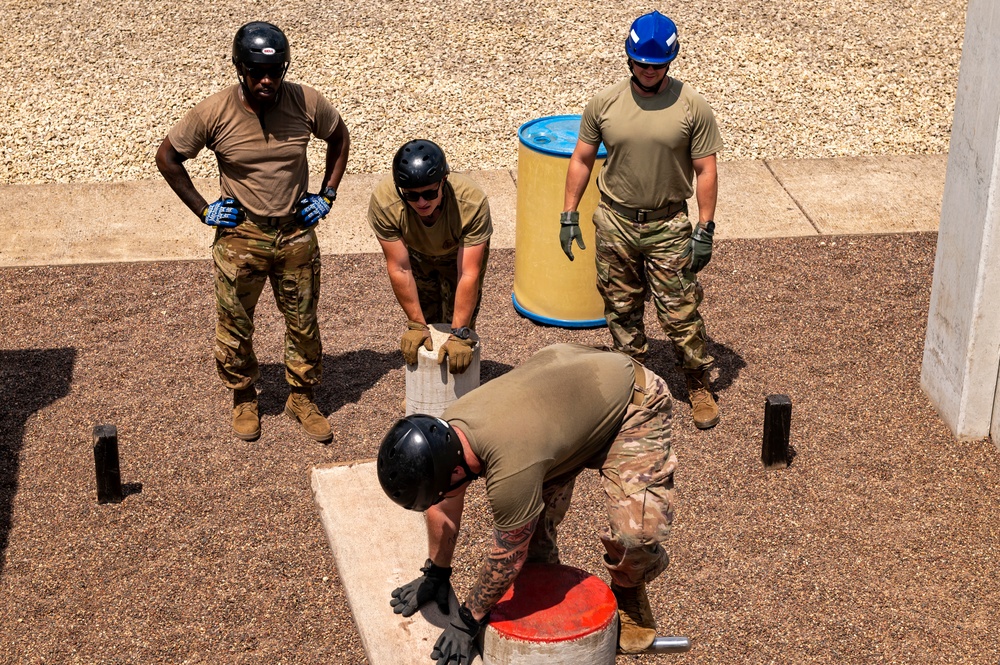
[625,11,680,65]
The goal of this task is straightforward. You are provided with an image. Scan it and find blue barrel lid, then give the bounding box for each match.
[518,115,607,158]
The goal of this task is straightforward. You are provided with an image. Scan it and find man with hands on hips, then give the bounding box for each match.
[368,140,491,375]
[155,21,350,443]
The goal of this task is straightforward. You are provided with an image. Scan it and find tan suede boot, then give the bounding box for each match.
[232,386,260,441]
[611,582,657,654]
[685,369,720,429]
[284,389,332,443]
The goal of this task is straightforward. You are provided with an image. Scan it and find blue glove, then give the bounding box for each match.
[295,192,333,227]
[201,198,244,228]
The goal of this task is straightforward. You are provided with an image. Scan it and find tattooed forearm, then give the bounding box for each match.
[466,517,539,618]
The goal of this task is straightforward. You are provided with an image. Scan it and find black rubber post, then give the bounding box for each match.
[93,424,123,504]
[761,395,792,469]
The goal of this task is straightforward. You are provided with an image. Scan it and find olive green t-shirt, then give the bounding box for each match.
[367,173,492,256]
[445,344,635,530]
[579,77,723,210]
[168,83,341,217]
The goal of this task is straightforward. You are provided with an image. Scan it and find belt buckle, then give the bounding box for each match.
[636,210,647,223]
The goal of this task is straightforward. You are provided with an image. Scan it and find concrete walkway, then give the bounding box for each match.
[0,154,946,268]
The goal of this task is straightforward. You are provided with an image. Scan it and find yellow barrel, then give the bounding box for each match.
[513,115,607,327]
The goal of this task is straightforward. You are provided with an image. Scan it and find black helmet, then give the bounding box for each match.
[232,22,290,68]
[377,415,478,512]
[392,140,450,189]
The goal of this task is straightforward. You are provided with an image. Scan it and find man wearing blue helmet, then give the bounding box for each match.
[561,11,724,430]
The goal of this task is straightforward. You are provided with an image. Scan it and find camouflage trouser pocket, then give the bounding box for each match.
[602,369,674,496]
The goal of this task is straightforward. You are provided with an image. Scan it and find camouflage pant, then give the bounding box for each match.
[593,202,713,371]
[527,365,676,587]
[409,244,489,327]
[212,218,322,391]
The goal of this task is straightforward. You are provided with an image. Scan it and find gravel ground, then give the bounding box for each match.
[2,236,1000,663]
[3,0,965,184]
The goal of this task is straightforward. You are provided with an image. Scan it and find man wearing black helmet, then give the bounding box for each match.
[155,21,350,443]
[377,343,677,658]
[561,11,724,431]
[368,140,491,375]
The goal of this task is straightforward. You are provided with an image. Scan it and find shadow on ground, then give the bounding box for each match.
[0,348,75,579]
[645,337,746,404]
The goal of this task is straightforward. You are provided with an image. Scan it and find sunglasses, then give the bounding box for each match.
[399,182,443,202]
[244,65,285,80]
[631,60,669,71]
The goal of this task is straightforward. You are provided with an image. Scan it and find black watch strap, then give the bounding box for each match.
[321,186,338,202]
[450,326,472,340]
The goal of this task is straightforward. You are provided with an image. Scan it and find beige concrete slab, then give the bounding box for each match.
[310,461,482,665]
[0,179,216,267]
[0,169,518,268]
[466,169,518,250]
[313,172,385,256]
[706,160,817,238]
[0,156,945,268]
[767,154,947,235]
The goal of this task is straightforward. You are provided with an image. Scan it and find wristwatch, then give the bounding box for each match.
[450,326,473,340]
[321,186,338,202]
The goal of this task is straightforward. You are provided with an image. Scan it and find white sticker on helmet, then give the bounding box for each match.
[666,33,677,46]
[630,29,640,44]
[262,47,276,55]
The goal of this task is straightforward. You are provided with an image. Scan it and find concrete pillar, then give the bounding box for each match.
[405,324,481,417]
[482,564,618,665]
[921,0,1000,443]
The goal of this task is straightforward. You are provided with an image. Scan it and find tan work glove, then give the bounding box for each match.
[437,335,476,374]
[400,321,432,365]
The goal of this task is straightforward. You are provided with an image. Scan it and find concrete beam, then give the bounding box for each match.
[310,460,482,665]
[921,0,1000,442]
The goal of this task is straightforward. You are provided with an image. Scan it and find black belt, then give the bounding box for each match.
[244,210,297,227]
[602,194,686,223]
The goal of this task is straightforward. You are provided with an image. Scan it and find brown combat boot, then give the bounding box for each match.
[685,369,720,429]
[284,388,333,443]
[611,582,657,654]
[232,386,260,441]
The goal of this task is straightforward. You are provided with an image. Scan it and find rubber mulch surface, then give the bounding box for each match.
[2,235,999,664]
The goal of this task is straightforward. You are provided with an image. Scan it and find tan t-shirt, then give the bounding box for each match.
[168,83,341,217]
[367,173,492,256]
[445,344,635,530]
[579,77,723,210]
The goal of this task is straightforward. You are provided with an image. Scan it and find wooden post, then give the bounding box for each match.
[93,424,123,504]
[761,395,792,470]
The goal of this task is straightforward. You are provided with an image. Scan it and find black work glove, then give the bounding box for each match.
[559,211,586,261]
[688,220,715,273]
[390,559,452,617]
[431,604,489,665]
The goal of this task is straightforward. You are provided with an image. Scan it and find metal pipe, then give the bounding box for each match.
[644,636,691,653]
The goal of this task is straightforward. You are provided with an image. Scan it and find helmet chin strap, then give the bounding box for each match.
[628,59,670,94]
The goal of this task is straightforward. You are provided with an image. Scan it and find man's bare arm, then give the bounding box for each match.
[426,486,467,566]
[155,136,208,217]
